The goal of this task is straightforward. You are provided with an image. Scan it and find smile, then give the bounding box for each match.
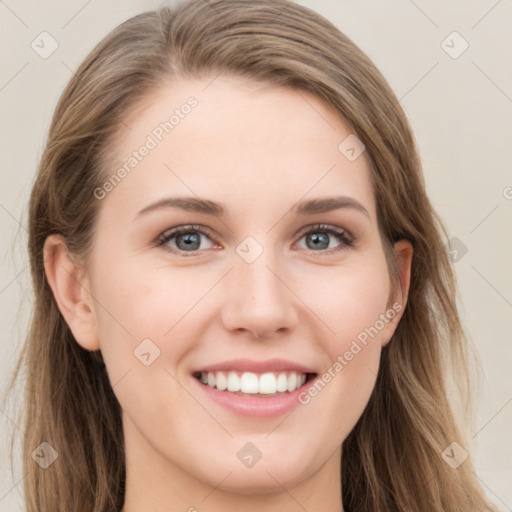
[191,358,319,416]
[193,370,316,395]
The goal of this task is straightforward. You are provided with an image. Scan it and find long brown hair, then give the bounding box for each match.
[5,0,497,510]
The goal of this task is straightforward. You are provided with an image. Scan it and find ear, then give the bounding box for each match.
[43,234,100,351]
[380,239,413,347]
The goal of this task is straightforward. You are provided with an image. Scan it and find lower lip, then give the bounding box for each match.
[192,376,313,418]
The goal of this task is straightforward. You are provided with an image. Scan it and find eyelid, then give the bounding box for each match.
[157,223,217,245]
[294,222,353,241]
[156,222,355,255]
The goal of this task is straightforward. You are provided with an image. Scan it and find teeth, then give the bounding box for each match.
[227,372,241,392]
[287,372,297,392]
[276,373,288,392]
[198,371,308,394]
[259,373,277,394]
[216,371,227,391]
[241,372,259,393]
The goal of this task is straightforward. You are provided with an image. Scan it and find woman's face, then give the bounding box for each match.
[56,76,411,500]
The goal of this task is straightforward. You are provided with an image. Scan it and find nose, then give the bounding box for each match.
[220,247,299,340]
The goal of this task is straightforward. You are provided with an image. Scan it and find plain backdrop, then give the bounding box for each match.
[1,1,511,510]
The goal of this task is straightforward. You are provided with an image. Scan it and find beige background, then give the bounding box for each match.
[1,1,511,510]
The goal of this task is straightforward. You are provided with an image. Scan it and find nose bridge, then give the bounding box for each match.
[221,236,297,337]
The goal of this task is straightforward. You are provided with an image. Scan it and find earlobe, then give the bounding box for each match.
[381,239,413,347]
[43,234,100,351]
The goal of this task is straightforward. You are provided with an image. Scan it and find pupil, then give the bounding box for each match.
[178,233,200,250]
[308,232,328,250]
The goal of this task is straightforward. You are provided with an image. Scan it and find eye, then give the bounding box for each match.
[157,224,219,256]
[156,223,355,256]
[294,223,354,254]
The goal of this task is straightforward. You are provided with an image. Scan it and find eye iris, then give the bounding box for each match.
[176,232,201,251]
[307,232,329,250]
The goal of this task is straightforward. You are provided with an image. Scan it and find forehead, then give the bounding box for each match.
[99,76,376,222]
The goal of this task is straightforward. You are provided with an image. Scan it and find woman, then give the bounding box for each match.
[7,0,497,510]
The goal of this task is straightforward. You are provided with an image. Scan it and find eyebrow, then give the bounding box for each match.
[136,195,371,220]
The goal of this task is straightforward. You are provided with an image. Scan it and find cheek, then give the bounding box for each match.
[92,251,203,333]
[89,253,222,385]
[294,256,391,352]
[293,258,390,418]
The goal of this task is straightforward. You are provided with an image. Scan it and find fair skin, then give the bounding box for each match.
[44,76,412,512]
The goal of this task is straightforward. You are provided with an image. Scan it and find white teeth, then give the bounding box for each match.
[258,373,277,394]
[240,372,259,393]
[227,371,241,392]
[276,373,288,392]
[287,372,297,392]
[198,370,308,394]
[216,371,227,391]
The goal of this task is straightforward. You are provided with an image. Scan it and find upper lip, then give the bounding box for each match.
[193,358,317,374]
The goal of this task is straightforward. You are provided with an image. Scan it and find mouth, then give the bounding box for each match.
[190,358,319,417]
[192,370,318,397]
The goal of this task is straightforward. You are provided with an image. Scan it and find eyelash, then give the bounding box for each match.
[156,223,355,257]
